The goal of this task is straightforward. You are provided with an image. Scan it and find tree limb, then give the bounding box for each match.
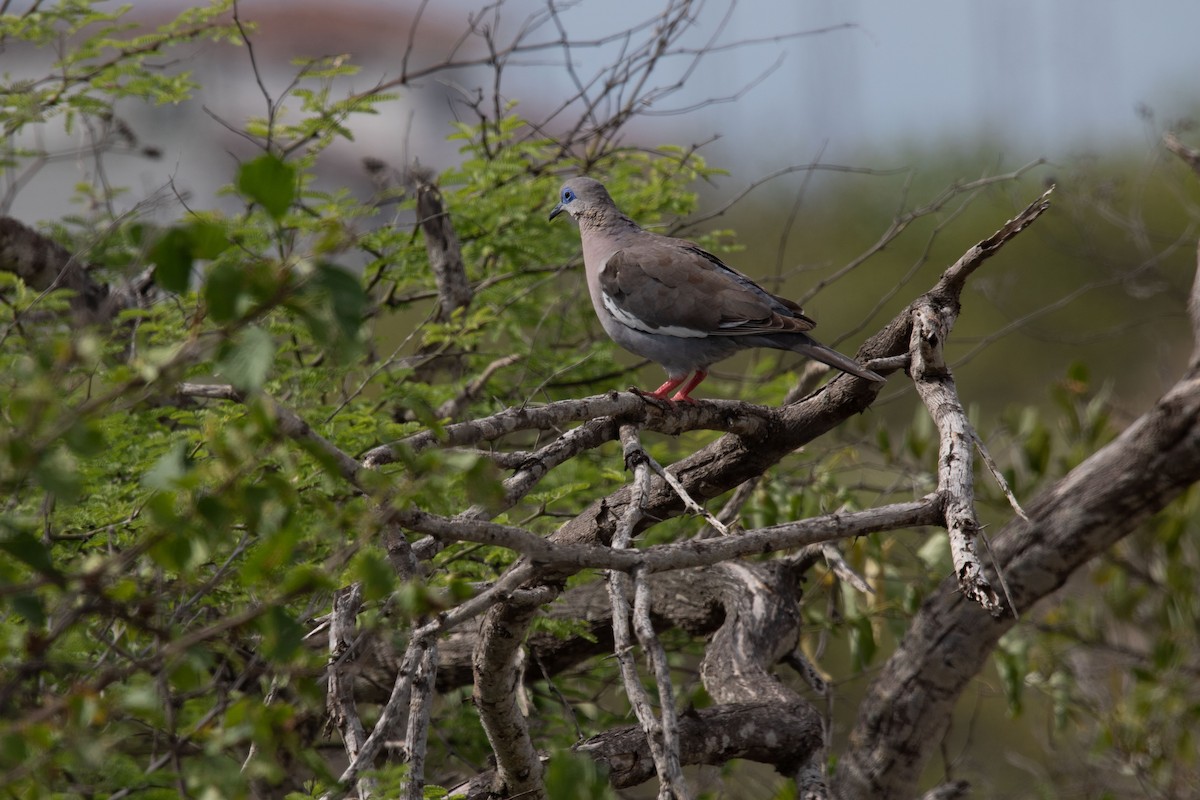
[909,303,1002,615]
[835,326,1200,800]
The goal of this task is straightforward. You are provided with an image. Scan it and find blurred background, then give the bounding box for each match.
[8,0,1200,420]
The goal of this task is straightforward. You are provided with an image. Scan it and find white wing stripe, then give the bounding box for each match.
[601,291,708,339]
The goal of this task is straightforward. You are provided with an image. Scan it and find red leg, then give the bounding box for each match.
[649,375,686,399]
[670,370,708,404]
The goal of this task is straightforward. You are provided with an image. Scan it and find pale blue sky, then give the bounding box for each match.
[9,0,1200,220]
[435,0,1200,171]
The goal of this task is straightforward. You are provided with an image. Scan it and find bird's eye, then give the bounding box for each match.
[561,189,575,203]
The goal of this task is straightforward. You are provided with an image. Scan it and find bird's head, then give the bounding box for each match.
[549,177,614,222]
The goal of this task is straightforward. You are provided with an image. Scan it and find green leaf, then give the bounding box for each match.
[542,751,613,800]
[149,226,194,292]
[143,441,190,490]
[995,644,1027,717]
[351,549,396,601]
[237,154,296,219]
[33,447,82,504]
[187,219,231,259]
[0,530,57,577]
[258,605,304,661]
[205,260,246,323]
[314,263,365,340]
[848,614,877,671]
[217,326,276,391]
[64,420,106,456]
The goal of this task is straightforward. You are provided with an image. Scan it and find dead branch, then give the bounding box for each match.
[909,302,1002,615]
[361,393,774,468]
[472,590,555,799]
[401,641,438,800]
[610,425,691,800]
[325,584,375,800]
[577,703,822,790]
[834,270,1200,800]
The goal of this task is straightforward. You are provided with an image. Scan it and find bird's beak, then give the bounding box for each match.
[548,202,564,221]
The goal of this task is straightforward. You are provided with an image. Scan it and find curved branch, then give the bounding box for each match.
[834,362,1200,800]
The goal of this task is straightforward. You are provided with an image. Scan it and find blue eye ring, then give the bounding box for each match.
[561,188,576,203]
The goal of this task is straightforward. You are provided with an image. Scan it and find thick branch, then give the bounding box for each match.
[0,216,114,325]
[325,585,374,799]
[834,364,1200,799]
[577,703,822,789]
[472,592,554,799]
[699,560,825,794]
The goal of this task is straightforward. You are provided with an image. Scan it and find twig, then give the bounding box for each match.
[695,476,758,539]
[432,354,522,420]
[637,446,730,536]
[819,542,874,595]
[971,430,1030,522]
[784,649,829,697]
[1164,131,1200,177]
[608,425,692,800]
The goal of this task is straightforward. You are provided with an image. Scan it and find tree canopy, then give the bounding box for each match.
[2,2,1199,799]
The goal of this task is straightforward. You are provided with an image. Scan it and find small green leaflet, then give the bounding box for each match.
[237,154,296,220]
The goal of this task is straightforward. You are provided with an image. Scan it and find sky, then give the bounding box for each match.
[432,0,1200,172]
[8,0,1200,221]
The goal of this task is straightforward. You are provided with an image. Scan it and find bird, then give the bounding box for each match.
[548,177,884,403]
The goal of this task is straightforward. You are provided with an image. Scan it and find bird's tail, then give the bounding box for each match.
[786,337,885,383]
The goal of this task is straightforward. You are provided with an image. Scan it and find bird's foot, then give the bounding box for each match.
[668,392,699,405]
[630,387,676,410]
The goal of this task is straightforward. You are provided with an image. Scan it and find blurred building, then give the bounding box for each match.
[5,0,478,223]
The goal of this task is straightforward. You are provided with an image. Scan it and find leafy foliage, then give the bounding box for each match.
[0,2,1197,798]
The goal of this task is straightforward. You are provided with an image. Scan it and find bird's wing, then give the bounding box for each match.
[598,240,815,338]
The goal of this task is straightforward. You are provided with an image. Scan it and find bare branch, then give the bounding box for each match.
[473,597,549,800]
[1164,131,1200,177]
[362,392,773,468]
[610,425,691,800]
[325,584,375,800]
[935,185,1054,301]
[835,351,1200,799]
[401,641,438,800]
[908,303,1002,616]
[817,542,874,596]
[396,498,941,574]
[575,703,822,791]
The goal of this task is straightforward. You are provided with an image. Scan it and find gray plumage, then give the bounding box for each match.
[549,176,884,402]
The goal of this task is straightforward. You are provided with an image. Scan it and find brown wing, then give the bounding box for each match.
[599,239,814,337]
